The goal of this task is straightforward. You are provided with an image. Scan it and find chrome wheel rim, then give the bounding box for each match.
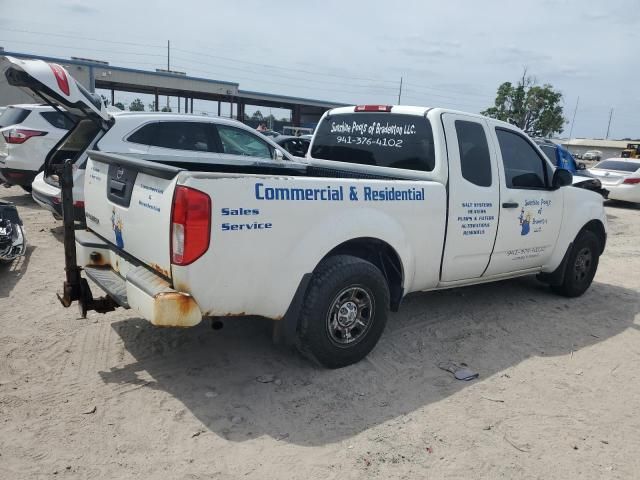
[326,286,374,346]
[574,247,593,282]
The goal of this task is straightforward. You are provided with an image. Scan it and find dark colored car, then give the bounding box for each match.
[272,135,310,158]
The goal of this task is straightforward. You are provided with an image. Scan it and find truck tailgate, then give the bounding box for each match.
[83,151,181,278]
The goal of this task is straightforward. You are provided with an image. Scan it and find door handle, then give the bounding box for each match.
[502,202,519,208]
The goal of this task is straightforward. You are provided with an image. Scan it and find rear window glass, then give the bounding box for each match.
[593,160,640,172]
[311,113,435,172]
[0,107,30,128]
[40,111,77,130]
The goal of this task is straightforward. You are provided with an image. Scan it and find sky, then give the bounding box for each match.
[0,0,638,139]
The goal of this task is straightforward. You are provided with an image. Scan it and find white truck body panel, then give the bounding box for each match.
[83,160,447,318]
[75,105,607,330]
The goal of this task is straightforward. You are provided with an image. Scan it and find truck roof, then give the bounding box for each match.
[326,105,515,129]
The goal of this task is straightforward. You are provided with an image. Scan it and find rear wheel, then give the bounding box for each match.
[297,255,389,368]
[551,230,600,297]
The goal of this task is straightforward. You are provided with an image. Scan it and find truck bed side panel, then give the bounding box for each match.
[173,175,446,319]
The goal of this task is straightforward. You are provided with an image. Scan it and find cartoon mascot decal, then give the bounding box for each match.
[111,207,124,248]
[518,207,531,236]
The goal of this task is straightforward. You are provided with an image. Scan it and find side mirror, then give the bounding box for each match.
[552,168,573,188]
[577,162,586,170]
[273,148,285,161]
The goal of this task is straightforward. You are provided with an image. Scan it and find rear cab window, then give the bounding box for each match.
[0,107,31,128]
[455,120,492,187]
[311,112,435,172]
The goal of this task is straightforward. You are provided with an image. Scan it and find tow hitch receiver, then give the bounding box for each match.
[57,159,118,317]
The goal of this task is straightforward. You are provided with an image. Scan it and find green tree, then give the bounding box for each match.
[129,98,145,111]
[113,102,125,110]
[161,106,172,112]
[481,70,565,137]
[251,110,264,121]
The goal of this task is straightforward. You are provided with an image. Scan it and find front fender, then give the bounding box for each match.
[542,187,607,273]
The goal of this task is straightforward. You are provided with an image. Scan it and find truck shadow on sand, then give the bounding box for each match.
[99,276,638,446]
[0,245,34,298]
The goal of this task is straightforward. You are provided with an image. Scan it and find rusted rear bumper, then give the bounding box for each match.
[76,230,203,327]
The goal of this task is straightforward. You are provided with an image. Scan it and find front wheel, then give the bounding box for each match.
[551,230,600,297]
[297,255,390,369]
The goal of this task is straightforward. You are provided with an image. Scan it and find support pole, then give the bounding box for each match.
[569,96,579,139]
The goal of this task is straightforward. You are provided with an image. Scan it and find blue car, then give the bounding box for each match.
[535,139,587,175]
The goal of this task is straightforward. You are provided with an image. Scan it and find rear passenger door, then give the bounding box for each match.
[484,127,563,275]
[440,113,500,282]
[128,121,221,161]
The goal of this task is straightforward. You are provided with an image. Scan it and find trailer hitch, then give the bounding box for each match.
[56,159,117,317]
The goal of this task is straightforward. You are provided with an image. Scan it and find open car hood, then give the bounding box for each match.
[1,56,112,124]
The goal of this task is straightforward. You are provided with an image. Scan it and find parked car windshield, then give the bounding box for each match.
[538,144,558,165]
[0,107,31,128]
[311,113,435,172]
[593,160,640,172]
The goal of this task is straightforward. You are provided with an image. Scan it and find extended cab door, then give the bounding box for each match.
[440,114,500,281]
[484,127,563,275]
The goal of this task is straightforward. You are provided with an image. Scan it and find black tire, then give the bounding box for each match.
[297,255,389,369]
[20,185,32,193]
[551,230,600,297]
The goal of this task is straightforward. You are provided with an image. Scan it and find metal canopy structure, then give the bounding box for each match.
[1,50,349,126]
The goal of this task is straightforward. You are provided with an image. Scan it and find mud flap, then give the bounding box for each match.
[537,242,573,286]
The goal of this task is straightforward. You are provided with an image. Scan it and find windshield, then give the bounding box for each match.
[311,112,435,171]
[593,160,640,172]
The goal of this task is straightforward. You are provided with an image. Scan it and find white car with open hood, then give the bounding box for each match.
[2,56,609,368]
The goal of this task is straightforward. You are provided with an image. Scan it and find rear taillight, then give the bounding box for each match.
[2,128,47,144]
[171,186,211,265]
[623,178,640,184]
[354,105,392,112]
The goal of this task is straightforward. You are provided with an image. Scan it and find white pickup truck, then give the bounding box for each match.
[3,59,608,368]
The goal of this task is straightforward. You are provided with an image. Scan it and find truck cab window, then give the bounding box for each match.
[496,129,548,189]
[455,120,492,187]
[216,125,273,159]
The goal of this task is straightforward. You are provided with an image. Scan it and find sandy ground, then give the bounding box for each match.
[1,184,639,480]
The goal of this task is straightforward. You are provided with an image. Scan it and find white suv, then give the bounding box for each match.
[2,56,296,220]
[31,111,296,220]
[0,104,75,190]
